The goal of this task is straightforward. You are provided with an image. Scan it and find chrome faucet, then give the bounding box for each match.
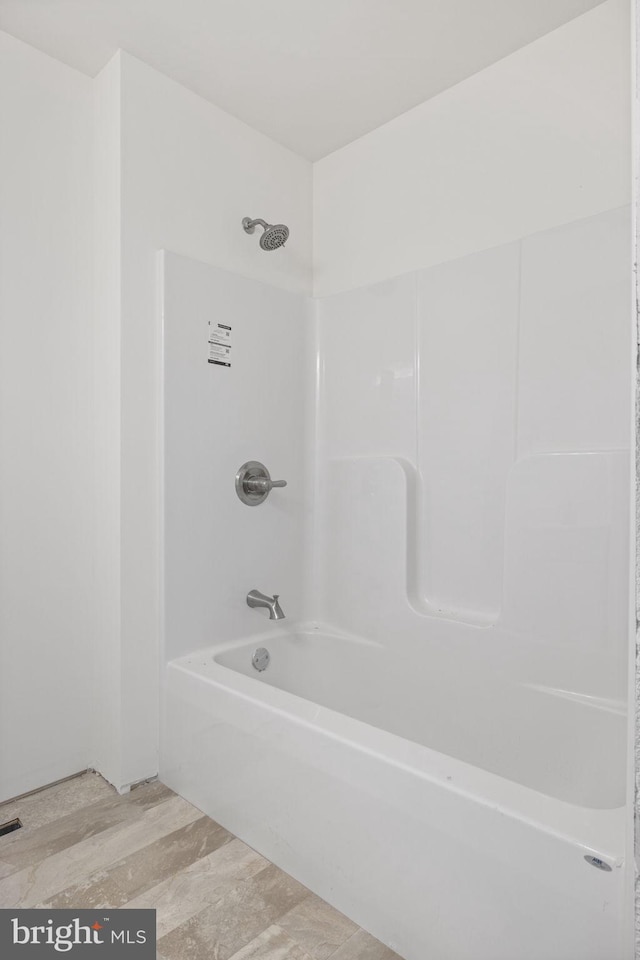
[246,590,285,621]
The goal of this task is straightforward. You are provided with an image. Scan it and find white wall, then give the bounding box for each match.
[0,32,95,801]
[0,37,313,797]
[162,253,310,665]
[92,54,122,789]
[313,0,631,296]
[94,51,313,788]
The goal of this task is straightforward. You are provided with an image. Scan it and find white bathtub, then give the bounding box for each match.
[161,623,628,960]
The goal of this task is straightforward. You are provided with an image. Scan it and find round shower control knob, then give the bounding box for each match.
[235,461,287,506]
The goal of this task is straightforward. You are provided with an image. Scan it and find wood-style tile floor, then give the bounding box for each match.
[0,772,402,960]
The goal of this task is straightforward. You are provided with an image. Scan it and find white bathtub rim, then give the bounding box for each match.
[187,620,625,714]
[167,649,625,864]
[199,619,383,655]
[525,682,626,716]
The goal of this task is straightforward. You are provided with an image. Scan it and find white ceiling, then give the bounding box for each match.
[0,0,605,159]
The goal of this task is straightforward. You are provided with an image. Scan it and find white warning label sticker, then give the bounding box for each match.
[208,322,232,368]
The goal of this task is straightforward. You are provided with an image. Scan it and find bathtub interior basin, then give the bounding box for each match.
[206,624,625,811]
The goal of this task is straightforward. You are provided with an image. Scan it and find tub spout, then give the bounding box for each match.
[246,590,285,621]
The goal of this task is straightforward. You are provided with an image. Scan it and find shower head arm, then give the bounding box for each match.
[242,217,269,235]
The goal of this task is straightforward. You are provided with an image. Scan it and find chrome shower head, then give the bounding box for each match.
[242,217,289,251]
[260,223,289,251]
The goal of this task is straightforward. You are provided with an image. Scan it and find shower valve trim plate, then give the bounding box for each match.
[236,461,287,506]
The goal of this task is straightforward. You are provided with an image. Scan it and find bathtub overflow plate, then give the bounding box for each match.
[252,647,270,672]
[584,855,612,872]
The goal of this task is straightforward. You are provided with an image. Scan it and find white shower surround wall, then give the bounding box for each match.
[317,208,631,700]
[160,203,632,959]
[160,252,312,663]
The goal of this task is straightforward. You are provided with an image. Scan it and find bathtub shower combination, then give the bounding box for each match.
[160,206,632,960]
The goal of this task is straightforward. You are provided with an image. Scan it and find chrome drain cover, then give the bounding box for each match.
[252,647,270,672]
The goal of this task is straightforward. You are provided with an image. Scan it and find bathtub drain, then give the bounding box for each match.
[252,647,270,672]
